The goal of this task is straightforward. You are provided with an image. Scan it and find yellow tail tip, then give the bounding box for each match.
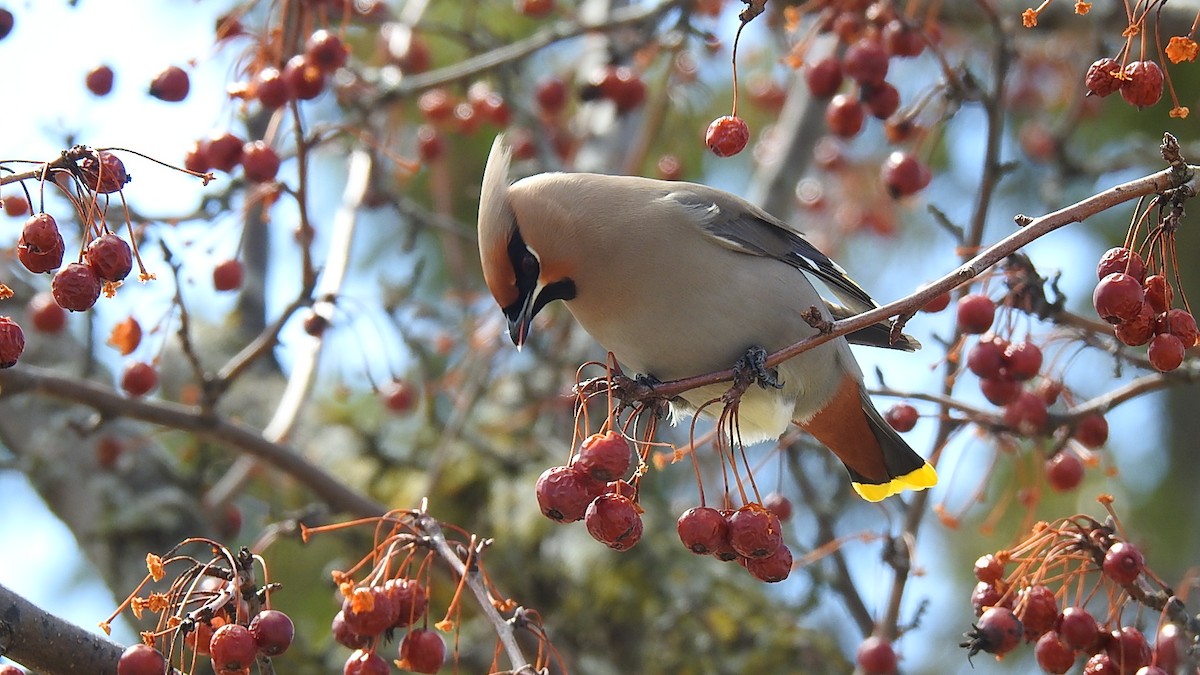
[852,463,938,502]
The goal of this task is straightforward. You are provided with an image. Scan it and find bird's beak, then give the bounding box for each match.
[507,282,540,351]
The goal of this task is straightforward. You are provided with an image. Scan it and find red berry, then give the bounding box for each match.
[305,29,348,73]
[149,65,190,102]
[18,212,65,273]
[3,193,29,217]
[804,57,843,97]
[676,506,728,554]
[979,375,1021,406]
[1142,275,1173,314]
[880,151,931,197]
[1003,341,1043,381]
[381,379,418,413]
[86,64,114,96]
[249,609,293,656]
[1097,247,1146,282]
[762,492,793,521]
[919,285,951,313]
[121,361,159,397]
[1034,631,1076,674]
[1147,333,1185,372]
[865,80,901,120]
[967,337,1007,379]
[1017,584,1058,640]
[824,94,864,138]
[1162,308,1198,347]
[742,541,793,582]
[0,9,12,40]
[418,89,456,123]
[535,76,568,113]
[341,587,395,637]
[705,115,750,157]
[397,628,444,673]
[1003,391,1049,436]
[516,0,555,17]
[575,430,631,482]
[86,233,133,281]
[213,259,244,291]
[884,402,918,432]
[973,554,1005,583]
[1120,60,1164,108]
[1085,57,1123,97]
[343,649,389,675]
[184,619,215,655]
[254,67,291,109]
[205,132,245,173]
[882,20,925,57]
[1135,667,1168,675]
[1105,626,1151,674]
[28,292,67,333]
[0,317,25,368]
[591,65,646,113]
[52,263,102,311]
[1084,653,1117,674]
[1114,301,1156,346]
[963,606,1023,657]
[727,504,783,559]
[843,39,890,86]
[1045,452,1085,492]
[1102,541,1144,585]
[417,125,444,163]
[1094,273,1144,324]
[210,623,257,672]
[1038,379,1064,405]
[117,643,167,675]
[383,577,428,628]
[957,294,996,334]
[856,635,898,675]
[283,54,326,100]
[535,465,602,522]
[1058,606,1100,651]
[332,611,369,650]
[1153,623,1185,673]
[1073,414,1109,448]
[185,141,212,173]
[80,150,129,194]
[971,581,1008,615]
[585,493,643,550]
[656,154,683,180]
[242,141,281,182]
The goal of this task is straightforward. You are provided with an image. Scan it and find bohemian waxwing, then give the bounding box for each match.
[477,135,936,502]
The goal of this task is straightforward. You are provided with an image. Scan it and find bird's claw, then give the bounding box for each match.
[733,345,784,391]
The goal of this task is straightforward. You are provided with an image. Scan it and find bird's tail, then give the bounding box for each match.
[846,393,937,502]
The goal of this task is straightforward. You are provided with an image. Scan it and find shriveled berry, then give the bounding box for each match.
[1058,606,1100,651]
[962,606,1023,657]
[973,554,1005,583]
[1034,631,1076,674]
[1147,333,1185,372]
[344,649,389,675]
[1102,541,1144,585]
[1162,308,1198,347]
[52,263,102,311]
[121,361,159,397]
[804,57,843,97]
[584,493,643,550]
[1114,301,1155,346]
[184,618,215,655]
[117,643,167,675]
[85,233,133,281]
[825,94,864,138]
[18,212,65,273]
[1017,584,1058,640]
[383,577,428,628]
[1105,626,1150,674]
[536,465,602,522]
[0,317,25,368]
[727,504,782,559]
[676,506,728,554]
[249,609,294,656]
[210,623,257,672]
[971,581,1008,615]
[743,541,793,582]
[341,586,395,637]
[705,115,750,157]
[1142,275,1172,314]
[1045,451,1085,492]
[856,635,898,675]
[1093,273,1144,324]
[1121,60,1164,108]
[86,65,114,96]
[397,628,444,673]
[213,259,244,291]
[80,150,129,193]
[957,294,996,334]
[1085,57,1123,97]
[1097,247,1146,282]
[575,431,631,482]
[149,65,190,102]
[884,403,918,432]
[332,610,369,650]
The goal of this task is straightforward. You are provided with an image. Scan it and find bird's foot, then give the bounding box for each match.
[733,345,784,391]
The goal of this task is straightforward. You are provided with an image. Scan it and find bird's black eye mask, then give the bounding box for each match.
[503,228,576,324]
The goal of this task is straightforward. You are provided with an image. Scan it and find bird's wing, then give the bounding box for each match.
[662,186,879,315]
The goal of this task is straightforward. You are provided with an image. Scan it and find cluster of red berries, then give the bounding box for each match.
[1092,247,1197,373]
[184,129,282,184]
[225,28,349,111]
[1084,57,1164,108]
[107,543,294,675]
[333,578,443,674]
[535,430,644,551]
[415,81,514,163]
[962,504,1194,674]
[676,493,794,584]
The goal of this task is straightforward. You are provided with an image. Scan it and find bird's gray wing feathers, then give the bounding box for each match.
[664,188,878,315]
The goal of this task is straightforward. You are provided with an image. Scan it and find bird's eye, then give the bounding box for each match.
[520,252,538,278]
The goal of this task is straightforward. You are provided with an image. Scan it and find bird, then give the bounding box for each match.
[477,135,936,502]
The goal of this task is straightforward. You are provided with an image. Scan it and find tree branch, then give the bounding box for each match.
[0,583,124,675]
